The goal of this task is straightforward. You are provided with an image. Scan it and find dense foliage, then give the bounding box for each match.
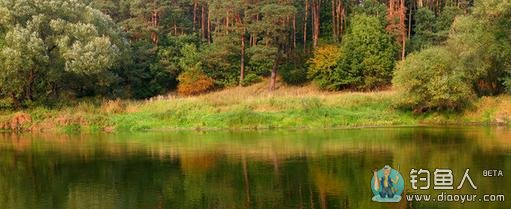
[393,0,511,112]
[393,47,474,111]
[336,14,397,90]
[307,45,342,89]
[307,8,397,91]
[408,6,461,52]
[0,0,127,106]
[0,0,509,114]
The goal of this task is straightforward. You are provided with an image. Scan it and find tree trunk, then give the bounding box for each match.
[331,0,337,41]
[408,0,413,38]
[151,8,159,44]
[312,0,320,49]
[27,68,35,101]
[240,33,245,85]
[174,22,177,36]
[193,0,197,31]
[226,11,230,34]
[254,13,259,46]
[293,15,296,49]
[304,0,309,51]
[312,0,316,48]
[400,0,407,60]
[201,4,206,39]
[337,0,344,40]
[269,51,281,91]
[207,11,211,44]
[270,65,277,91]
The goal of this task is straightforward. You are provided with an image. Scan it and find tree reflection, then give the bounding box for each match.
[0,128,509,209]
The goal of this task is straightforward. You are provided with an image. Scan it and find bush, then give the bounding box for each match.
[241,74,263,87]
[175,43,215,95]
[177,69,215,96]
[307,45,342,89]
[393,47,475,112]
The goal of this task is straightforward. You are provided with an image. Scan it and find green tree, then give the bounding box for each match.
[201,33,241,87]
[0,0,127,106]
[91,0,197,99]
[158,34,202,77]
[249,1,296,90]
[446,0,511,95]
[336,13,397,90]
[410,6,461,52]
[352,0,387,25]
[394,0,511,113]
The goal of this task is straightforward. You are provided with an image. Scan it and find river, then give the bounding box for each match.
[0,127,510,209]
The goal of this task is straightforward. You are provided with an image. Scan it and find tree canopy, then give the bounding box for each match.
[0,0,127,106]
[0,0,509,113]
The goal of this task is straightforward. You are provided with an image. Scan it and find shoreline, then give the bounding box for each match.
[1,123,509,135]
[1,84,510,133]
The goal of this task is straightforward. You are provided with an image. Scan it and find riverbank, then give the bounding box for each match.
[1,81,511,133]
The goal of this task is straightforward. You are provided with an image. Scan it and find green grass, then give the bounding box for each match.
[1,81,510,133]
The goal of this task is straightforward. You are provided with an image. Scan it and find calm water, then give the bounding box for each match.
[0,127,510,209]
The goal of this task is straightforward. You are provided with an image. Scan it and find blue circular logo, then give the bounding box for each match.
[370,165,404,202]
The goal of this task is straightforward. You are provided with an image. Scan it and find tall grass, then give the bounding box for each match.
[1,80,510,132]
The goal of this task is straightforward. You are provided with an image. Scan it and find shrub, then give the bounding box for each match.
[241,74,263,87]
[393,47,475,112]
[177,69,215,96]
[307,45,342,89]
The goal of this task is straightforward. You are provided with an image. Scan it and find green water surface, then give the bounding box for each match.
[0,127,509,209]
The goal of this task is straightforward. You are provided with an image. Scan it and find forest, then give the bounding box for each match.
[0,0,510,114]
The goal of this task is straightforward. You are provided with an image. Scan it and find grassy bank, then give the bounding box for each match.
[1,80,511,133]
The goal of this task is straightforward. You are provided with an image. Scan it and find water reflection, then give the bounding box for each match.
[0,127,510,209]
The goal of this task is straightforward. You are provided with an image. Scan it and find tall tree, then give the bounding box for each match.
[311,0,320,49]
[303,0,309,51]
[387,0,407,60]
[254,2,296,90]
[337,14,397,90]
[331,0,345,42]
[0,0,127,105]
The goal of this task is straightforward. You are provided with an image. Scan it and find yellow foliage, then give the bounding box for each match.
[307,44,342,77]
[177,69,215,96]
